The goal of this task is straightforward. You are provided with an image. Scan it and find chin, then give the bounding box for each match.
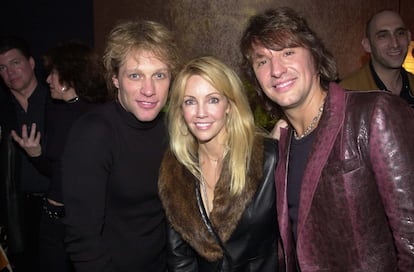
[134,112,160,122]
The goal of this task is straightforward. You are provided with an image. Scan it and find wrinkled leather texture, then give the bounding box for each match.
[159,136,279,272]
[277,83,414,272]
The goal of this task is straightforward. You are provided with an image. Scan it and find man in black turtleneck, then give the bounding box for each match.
[61,20,180,272]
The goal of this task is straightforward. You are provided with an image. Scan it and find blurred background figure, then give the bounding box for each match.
[0,35,50,272]
[340,9,414,107]
[11,40,109,272]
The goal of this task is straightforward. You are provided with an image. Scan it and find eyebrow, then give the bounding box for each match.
[375,27,408,35]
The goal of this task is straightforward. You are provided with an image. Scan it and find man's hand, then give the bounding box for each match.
[11,123,42,157]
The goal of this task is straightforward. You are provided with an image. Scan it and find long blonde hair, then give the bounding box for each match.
[168,56,255,195]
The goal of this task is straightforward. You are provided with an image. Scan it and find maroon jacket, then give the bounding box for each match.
[277,83,414,271]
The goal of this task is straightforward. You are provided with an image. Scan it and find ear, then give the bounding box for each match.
[226,102,231,114]
[112,75,119,89]
[29,57,35,70]
[362,38,372,53]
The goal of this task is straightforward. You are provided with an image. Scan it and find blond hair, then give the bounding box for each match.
[168,56,256,195]
[103,19,180,96]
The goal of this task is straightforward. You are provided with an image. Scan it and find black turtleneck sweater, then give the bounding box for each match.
[30,98,93,202]
[62,101,168,272]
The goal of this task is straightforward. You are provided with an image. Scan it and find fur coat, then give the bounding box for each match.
[159,136,280,271]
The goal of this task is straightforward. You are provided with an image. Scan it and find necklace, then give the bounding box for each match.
[200,177,211,215]
[294,100,325,140]
[198,150,225,215]
[66,96,79,104]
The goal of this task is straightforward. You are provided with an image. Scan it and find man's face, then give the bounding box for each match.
[112,49,171,122]
[363,11,411,70]
[0,48,36,94]
[251,43,320,110]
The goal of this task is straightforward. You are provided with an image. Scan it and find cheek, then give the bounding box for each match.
[182,107,194,124]
[117,89,131,107]
[255,69,270,86]
[156,81,170,97]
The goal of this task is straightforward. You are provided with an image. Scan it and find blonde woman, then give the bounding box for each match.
[159,56,280,271]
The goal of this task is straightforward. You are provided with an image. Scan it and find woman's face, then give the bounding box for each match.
[46,69,65,100]
[181,75,230,144]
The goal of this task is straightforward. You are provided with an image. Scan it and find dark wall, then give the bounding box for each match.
[0,0,94,81]
[93,0,414,79]
[2,1,413,81]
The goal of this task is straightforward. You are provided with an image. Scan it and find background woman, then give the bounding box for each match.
[11,41,108,272]
[158,56,279,271]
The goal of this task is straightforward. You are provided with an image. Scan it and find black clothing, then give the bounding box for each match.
[39,207,73,272]
[30,98,93,203]
[370,61,414,107]
[29,98,95,272]
[3,83,50,193]
[0,84,49,272]
[62,101,168,272]
[287,130,316,242]
[159,136,280,272]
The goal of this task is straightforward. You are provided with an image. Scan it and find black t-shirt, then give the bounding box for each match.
[287,130,316,242]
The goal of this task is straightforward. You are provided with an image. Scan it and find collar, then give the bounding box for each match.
[114,101,163,130]
[369,61,410,95]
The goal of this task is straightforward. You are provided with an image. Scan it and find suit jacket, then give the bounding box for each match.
[159,136,280,272]
[277,83,414,271]
[339,62,414,96]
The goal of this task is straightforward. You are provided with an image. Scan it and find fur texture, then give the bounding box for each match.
[158,138,265,261]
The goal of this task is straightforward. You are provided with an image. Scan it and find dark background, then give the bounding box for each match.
[0,0,93,82]
[1,0,413,80]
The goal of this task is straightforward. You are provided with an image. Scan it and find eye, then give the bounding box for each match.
[396,29,408,37]
[129,73,140,80]
[283,50,294,57]
[12,59,21,66]
[0,66,5,72]
[208,97,219,104]
[376,31,390,40]
[183,98,196,105]
[255,59,267,68]
[154,72,168,79]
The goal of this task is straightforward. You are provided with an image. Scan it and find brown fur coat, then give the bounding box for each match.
[158,137,265,262]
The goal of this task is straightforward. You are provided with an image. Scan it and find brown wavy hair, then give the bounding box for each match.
[240,7,337,118]
[43,41,109,103]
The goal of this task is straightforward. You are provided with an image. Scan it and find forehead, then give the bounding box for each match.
[185,75,216,93]
[0,48,26,62]
[250,42,271,59]
[370,11,406,32]
[122,49,169,71]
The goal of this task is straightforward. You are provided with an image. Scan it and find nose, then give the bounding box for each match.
[270,56,287,78]
[140,78,155,96]
[196,103,207,118]
[6,66,15,76]
[390,34,399,48]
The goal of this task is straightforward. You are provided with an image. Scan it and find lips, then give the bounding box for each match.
[194,122,212,130]
[137,100,157,109]
[272,78,295,91]
[387,50,402,56]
